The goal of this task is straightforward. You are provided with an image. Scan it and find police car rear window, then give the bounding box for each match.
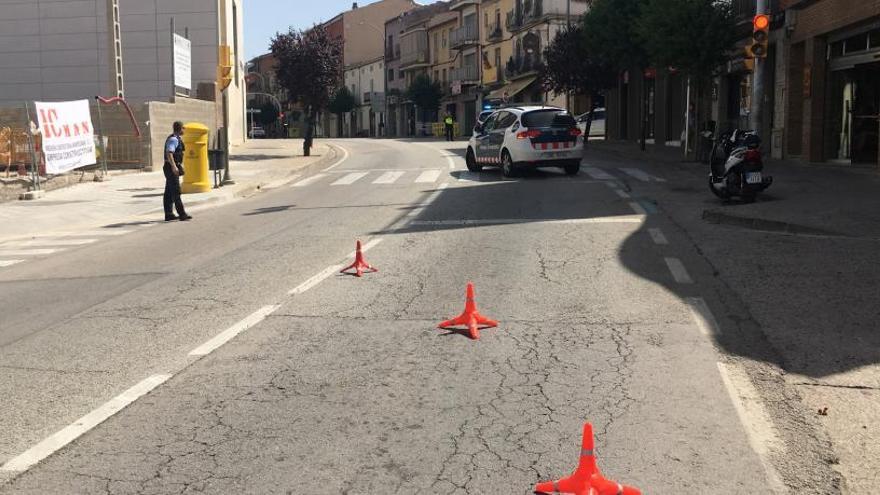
[522,110,576,128]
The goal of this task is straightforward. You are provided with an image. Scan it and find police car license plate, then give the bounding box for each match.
[745,172,762,184]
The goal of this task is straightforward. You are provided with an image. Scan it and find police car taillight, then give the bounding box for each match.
[569,128,582,137]
[516,129,542,139]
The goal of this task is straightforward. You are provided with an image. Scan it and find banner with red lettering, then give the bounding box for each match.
[35,100,97,174]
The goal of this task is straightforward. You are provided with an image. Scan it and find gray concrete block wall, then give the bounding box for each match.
[147,98,217,171]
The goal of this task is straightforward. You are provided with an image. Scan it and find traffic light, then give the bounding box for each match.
[218,45,233,91]
[746,14,770,59]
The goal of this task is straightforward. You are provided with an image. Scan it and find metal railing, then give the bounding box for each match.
[450,22,479,49]
[401,49,430,68]
[486,21,503,41]
[506,54,543,79]
[451,64,480,83]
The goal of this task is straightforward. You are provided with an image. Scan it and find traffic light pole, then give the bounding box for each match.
[750,0,767,133]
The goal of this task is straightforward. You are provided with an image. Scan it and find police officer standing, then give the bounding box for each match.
[163,121,192,222]
[444,113,454,141]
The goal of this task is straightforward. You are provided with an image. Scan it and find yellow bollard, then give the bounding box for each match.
[181,122,211,194]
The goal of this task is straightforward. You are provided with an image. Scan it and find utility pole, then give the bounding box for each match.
[750,0,767,133]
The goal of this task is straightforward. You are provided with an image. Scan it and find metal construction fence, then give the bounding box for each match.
[0,99,147,186]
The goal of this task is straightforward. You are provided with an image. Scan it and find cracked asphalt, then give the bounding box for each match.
[0,138,839,493]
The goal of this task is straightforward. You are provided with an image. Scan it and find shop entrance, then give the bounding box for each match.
[829,63,880,165]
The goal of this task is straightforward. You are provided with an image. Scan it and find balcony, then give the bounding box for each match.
[450,22,479,49]
[486,21,503,42]
[506,9,522,32]
[450,64,479,84]
[385,44,401,61]
[505,54,543,80]
[507,0,551,32]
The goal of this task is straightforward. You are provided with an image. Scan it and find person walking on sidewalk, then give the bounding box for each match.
[163,122,192,222]
[444,113,454,141]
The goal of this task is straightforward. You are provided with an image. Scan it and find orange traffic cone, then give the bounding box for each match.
[534,423,642,495]
[340,240,378,277]
[437,283,498,339]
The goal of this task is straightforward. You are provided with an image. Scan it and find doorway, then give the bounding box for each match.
[829,62,880,165]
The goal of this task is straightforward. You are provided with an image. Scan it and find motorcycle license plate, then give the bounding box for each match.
[746,172,762,184]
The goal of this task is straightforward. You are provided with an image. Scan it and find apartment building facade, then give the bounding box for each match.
[343,56,386,137]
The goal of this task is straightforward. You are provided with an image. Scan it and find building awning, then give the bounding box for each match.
[486,76,537,101]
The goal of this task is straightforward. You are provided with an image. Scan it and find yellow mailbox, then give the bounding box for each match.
[181,122,211,194]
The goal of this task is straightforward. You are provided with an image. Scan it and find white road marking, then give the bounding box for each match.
[629,202,648,215]
[584,167,614,180]
[621,168,652,182]
[442,153,458,170]
[415,170,442,183]
[0,260,24,267]
[332,172,368,186]
[18,229,133,238]
[613,188,630,199]
[288,264,345,296]
[457,171,480,182]
[0,249,58,256]
[2,238,98,248]
[0,374,172,473]
[373,171,405,184]
[189,305,280,356]
[686,297,720,336]
[664,257,694,284]
[410,217,644,226]
[622,167,665,182]
[293,174,327,187]
[717,362,788,494]
[347,238,384,258]
[322,144,350,171]
[648,228,669,245]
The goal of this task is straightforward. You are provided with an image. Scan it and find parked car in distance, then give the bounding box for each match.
[249,126,266,139]
[576,107,605,138]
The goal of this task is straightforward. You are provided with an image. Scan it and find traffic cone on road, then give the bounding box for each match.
[437,283,498,339]
[534,423,642,495]
[340,240,378,277]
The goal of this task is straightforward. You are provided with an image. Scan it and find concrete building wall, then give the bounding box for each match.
[343,0,416,67]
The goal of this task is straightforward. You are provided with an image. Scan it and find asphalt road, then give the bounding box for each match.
[0,138,839,494]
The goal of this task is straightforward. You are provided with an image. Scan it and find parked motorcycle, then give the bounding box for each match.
[708,129,773,202]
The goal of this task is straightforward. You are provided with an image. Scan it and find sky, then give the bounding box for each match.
[244,0,441,60]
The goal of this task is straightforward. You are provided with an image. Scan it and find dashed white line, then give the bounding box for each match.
[584,167,614,180]
[664,257,694,284]
[621,168,653,182]
[0,260,24,267]
[0,374,172,473]
[415,169,442,183]
[189,305,280,356]
[628,202,648,215]
[686,297,720,336]
[288,264,345,295]
[717,362,788,494]
[648,228,669,245]
[444,154,457,170]
[373,171,405,184]
[331,172,368,185]
[293,174,327,187]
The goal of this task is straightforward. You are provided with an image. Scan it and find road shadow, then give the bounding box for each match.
[243,205,296,216]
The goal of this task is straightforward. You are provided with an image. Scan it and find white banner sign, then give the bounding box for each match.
[173,34,192,90]
[35,100,97,175]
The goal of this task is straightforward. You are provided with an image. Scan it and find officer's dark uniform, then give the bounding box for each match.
[163,133,189,220]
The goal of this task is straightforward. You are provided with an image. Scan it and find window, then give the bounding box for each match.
[388,69,394,81]
[434,70,440,82]
[442,30,447,48]
[496,112,517,129]
[494,47,501,68]
[522,109,576,128]
[370,80,374,92]
[484,13,488,27]
[442,68,447,84]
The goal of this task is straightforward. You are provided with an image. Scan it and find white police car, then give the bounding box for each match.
[466,106,583,177]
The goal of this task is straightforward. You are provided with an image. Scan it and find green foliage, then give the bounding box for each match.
[636,0,737,78]
[270,25,342,120]
[406,74,443,114]
[540,25,617,97]
[582,0,648,71]
[328,86,357,116]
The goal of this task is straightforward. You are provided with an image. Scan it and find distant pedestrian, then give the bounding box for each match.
[444,113,454,141]
[163,121,191,222]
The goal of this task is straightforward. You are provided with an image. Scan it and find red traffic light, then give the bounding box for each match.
[753,14,770,31]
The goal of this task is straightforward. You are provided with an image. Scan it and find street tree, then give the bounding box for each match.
[540,25,617,140]
[406,74,443,127]
[270,25,342,156]
[636,0,737,153]
[328,86,356,137]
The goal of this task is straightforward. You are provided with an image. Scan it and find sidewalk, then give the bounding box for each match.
[586,140,880,493]
[0,139,338,243]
